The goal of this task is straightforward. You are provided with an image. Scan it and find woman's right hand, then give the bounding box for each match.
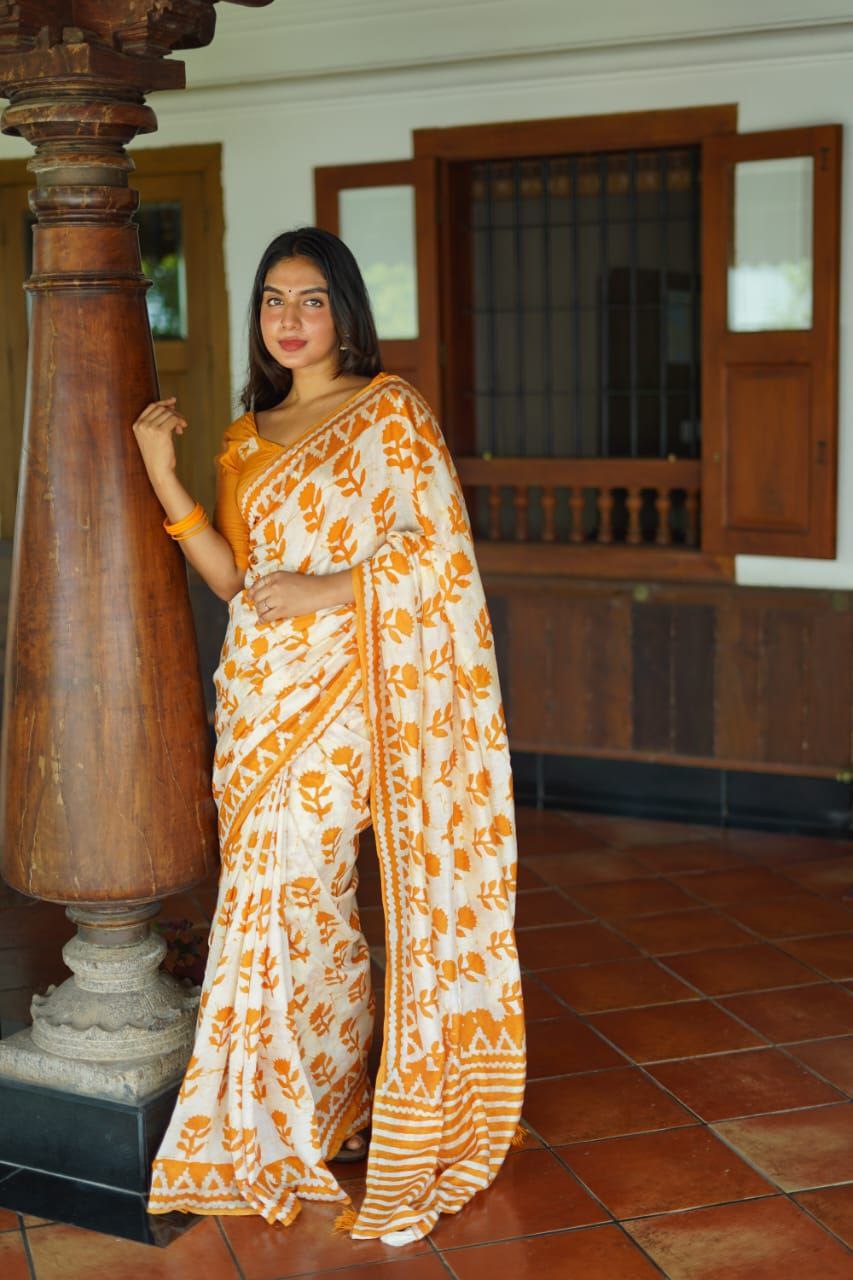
[132,397,187,481]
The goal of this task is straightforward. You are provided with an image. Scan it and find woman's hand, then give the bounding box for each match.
[132,397,187,481]
[248,569,354,621]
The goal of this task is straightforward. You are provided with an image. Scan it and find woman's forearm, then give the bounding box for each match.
[150,469,245,601]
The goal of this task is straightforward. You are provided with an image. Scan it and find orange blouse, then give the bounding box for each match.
[214,413,283,572]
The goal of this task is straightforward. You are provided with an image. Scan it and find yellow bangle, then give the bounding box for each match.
[164,503,209,541]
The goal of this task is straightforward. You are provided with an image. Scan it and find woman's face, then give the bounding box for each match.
[259,255,339,373]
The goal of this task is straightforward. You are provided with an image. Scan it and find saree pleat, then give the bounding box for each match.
[149,373,525,1235]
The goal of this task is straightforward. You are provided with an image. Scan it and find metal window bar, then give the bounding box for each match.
[571,155,582,455]
[659,150,670,457]
[469,147,701,464]
[628,152,639,458]
[542,157,553,455]
[688,147,700,457]
[484,160,498,456]
[513,163,525,456]
[598,153,610,457]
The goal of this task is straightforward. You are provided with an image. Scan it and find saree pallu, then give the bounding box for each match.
[149,373,526,1238]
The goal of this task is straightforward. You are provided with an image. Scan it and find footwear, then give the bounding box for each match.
[332,1130,369,1163]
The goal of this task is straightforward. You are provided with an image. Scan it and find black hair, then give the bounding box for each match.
[240,226,382,412]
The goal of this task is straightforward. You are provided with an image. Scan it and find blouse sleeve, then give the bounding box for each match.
[214,420,252,572]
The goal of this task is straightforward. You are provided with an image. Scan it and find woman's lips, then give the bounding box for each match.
[279,339,307,352]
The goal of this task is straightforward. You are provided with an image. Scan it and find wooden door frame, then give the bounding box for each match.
[0,142,230,532]
[413,104,740,582]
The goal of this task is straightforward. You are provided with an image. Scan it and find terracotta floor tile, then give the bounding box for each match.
[525,850,650,886]
[27,1220,239,1280]
[514,888,588,929]
[722,983,853,1043]
[589,999,763,1062]
[445,1223,663,1280]
[515,810,609,856]
[308,1257,450,1280]
[357,904,385,947]
[783,856,853,897]
[633,841,752,874]
[626,1195,853,1280]
[662,944,818,995]
[715,1103,853,1191]
[787,1036,853,1094]
[560,1124,771,1217]
[571,814,721,847]
[518,922,638,970]
[722,830,850,864]
[0,900,74,949]
[526,1015,624,1078]
[725,894,853,939]
[0,1209,18,1231]
[796,1183,853,1249]
[780,933,853,980]
[649,1048,843,1120]
[0,1228,29,1280]
[515,862,548,890]
[612,909,752,955]
[538,957,697,1013]
[669,866,800,905]
[566,877,698,918]
[429,1147,606,1248]
[522,1066,692,1144]
[521,973,569,1021]
[221,1197,429,1279]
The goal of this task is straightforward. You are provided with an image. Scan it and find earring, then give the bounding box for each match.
[339,344,348,352]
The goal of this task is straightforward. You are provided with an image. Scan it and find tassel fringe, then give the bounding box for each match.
[333,1206,359,1236]
[510,1122,528,1148]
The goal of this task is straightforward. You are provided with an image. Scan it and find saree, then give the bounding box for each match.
[148,373,526,1239]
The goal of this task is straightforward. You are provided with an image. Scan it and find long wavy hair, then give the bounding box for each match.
[240,227,382,413]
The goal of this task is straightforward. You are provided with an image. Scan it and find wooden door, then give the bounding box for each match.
[0,143,230,533]
[701,126,841,559]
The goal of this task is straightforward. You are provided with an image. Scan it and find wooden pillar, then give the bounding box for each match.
[0,2,270,1098]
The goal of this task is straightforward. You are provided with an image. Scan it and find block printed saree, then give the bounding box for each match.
[148,373,526,1239]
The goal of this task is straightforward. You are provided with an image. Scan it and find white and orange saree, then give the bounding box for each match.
[148,373,526,1239]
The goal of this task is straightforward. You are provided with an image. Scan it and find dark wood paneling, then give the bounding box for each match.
[632,602,672,752]
[484,573,853,779]
[763,610,808,764]
[589,596,633,752]
[804,605,852,768]
[716,601,764,761]
[672,604,716,757]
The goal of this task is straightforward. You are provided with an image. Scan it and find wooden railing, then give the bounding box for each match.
[455,457,701,548]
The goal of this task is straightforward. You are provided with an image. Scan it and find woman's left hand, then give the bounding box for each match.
[247,570,335,622]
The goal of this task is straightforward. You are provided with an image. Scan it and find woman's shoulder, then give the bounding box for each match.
[216,411,258,469]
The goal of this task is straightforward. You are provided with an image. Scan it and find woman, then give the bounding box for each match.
[135,228,525,1245]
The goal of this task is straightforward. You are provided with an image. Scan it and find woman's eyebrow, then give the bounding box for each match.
[262,284,329,296]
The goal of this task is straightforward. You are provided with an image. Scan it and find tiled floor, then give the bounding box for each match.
[2,807,853,1278]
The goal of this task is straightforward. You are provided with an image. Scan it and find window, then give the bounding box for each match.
[316,108,841,573]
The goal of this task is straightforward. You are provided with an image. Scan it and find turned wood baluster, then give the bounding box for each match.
[487,485,502,540]
[655,488,673,546]
[626,486,643,545]
[685,488,699,547]
[568,486,584,543]
[513,485,528,541]
[541,486,557,542]
[596,488,614,545]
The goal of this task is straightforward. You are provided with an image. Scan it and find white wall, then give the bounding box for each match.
[1,3,852,588]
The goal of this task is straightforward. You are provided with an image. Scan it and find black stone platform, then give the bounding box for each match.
[0,1075,200,1245]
